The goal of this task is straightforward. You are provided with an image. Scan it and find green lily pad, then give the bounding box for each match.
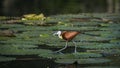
[77,58,110,64]
[39,52,102,59]
[0,56,16,62]
[55,58,110,64]
[0,44,52,55]
[55,59,75,64]
[39,34,50,38]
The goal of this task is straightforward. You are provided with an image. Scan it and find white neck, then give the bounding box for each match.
[57,31,63,39]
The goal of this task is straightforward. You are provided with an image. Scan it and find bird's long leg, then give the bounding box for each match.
[54,41,68,53]
[72,41,77,53]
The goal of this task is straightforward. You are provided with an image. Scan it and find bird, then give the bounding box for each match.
[53,31,80,53]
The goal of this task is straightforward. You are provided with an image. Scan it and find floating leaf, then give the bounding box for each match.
[0,56,16,62]
[39,52,102,59]
[55,59,75,64]
[55,58,110,64]
[79,43,120,49]
[77,58,110,64]
[0,44,52,55]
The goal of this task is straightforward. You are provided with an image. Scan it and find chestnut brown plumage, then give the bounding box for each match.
[53,31,80,53]
[61,31,80,41]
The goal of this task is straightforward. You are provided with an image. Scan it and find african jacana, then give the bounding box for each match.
[53,31,80,53]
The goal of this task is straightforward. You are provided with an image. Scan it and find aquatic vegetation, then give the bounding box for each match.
[55,58,110,64]
[0,44,52,55]
[79,43,120,49]
[0,56,16,62]
[39,52,102,59]
[22,13,46,20]
[21,13,50,25]
[0,16,8,20]
[0,13,120,66]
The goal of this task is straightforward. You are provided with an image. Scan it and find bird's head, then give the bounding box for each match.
[53,31,62,36]
[53,31,63,39]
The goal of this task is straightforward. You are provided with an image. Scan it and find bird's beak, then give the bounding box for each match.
[53,32,58,36]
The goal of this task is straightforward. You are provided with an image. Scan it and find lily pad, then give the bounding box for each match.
[77,58,110,64]
[0,45,52,55]
[39,52,102,59]
[0,56,16,62]
[55,58,110,64]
